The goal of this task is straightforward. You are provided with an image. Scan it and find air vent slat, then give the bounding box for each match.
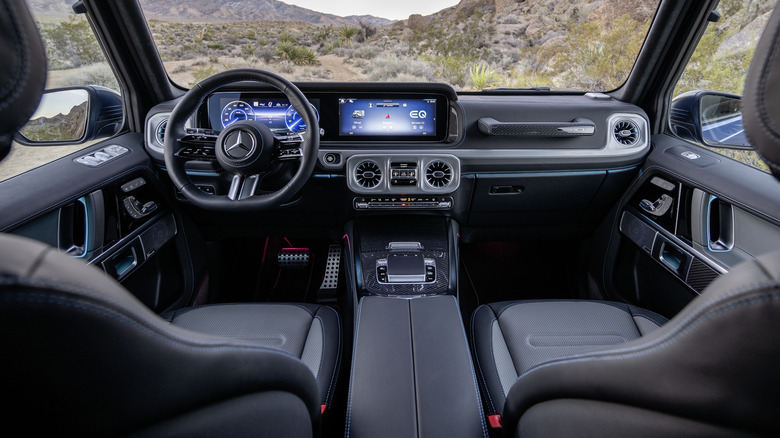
[613,120,639,146]
[355,160,382,188]
[425,161,452,188]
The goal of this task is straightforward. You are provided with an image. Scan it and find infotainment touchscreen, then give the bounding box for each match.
[339,98,437,137]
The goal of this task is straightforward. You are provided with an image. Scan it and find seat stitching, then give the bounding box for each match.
[320,306,342,406]
[344,297,364,437]
[450,296,488,438]
[517,285,780,381]
[632,315,664,335]
[490,318,508,400]
[625,305,642,336]
[290,303,316,316]
[471,305,496,413]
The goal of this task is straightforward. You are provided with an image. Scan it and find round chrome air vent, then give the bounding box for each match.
[425,161,452,188]
[354,160,382,188]
[155,119,168,146]
[613,120,639,146]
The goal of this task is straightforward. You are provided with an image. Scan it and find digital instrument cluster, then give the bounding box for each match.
[210,95,319,134]
[206,91,449,142]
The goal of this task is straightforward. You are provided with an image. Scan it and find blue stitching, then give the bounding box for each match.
[516,284,780,381]
[321,306,341,406]
[470,305,497,413]
[344,297,364,438]
[450,296,488,438]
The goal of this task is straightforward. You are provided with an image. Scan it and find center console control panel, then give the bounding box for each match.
[376,252,437,284]
[354,196,453,210]
[346,154,460,197]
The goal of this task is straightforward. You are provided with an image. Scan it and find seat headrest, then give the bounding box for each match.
[0,0,47,161]
[743,5,780,178]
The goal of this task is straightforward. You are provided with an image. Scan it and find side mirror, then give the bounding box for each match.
[15,86,122,145]
[670,90,751,150]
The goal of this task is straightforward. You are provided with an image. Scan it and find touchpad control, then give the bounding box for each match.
[377,254,436,284]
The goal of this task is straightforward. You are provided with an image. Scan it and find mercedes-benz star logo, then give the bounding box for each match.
[223,130,256,159]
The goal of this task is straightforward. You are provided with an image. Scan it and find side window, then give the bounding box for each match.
[0,7,122,182]
[671,0,773,172]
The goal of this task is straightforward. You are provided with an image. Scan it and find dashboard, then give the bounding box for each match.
[144,82,652,223]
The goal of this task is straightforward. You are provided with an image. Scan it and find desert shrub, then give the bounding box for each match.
[674,24,752,97]
[469,63,500,90]
[277,60,295,73]
[352,46,378,60]
[256,46,276,63]
[363,55,434,82]
[242,44,255,57]
[39,16,104,69]
[278,32,296,44]
[190,65,220,86]
[427,55,470,87]
[534,14,648,90]
[277,43,318,65]
[356,21,377,43]
[338,25,358,46]
[502,14,519,24]
[171,64,190,73]
[50,63,120,91]
[302,67,331,79]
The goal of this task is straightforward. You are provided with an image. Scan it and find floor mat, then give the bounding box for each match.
[460,241,581,306]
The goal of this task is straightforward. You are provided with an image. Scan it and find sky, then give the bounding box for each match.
[32,89,88,119]
[281,0,460,21]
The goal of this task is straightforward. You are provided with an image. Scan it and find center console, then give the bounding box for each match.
[343,217,483,437]
[346,295,486,438]
[350,216,458,296]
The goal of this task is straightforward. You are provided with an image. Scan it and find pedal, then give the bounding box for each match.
[318,244,341,301]
[277,248,310,269]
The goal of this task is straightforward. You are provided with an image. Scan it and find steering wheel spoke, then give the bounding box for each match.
[227,174,263,200]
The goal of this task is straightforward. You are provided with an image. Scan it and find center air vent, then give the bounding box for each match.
[355,160,382,188]
[425,161,452,188]
[613,120,639,146]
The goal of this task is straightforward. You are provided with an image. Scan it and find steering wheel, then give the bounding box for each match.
[164,69,319,210]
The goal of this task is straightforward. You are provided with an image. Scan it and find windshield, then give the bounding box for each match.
[139,0,660,92]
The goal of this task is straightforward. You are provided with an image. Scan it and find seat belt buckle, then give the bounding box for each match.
[488,414,502,429]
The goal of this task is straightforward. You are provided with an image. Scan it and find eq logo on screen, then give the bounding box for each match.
[409,110,427,119]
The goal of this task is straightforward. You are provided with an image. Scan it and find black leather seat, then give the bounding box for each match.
[0,0,339,436]
[471,300,667,416]
[471,5,780,437]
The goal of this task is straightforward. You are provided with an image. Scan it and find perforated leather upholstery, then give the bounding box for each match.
[471,300,666,416]
[0,233,341,436]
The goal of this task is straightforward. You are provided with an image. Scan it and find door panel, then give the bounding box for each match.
[602,135,780,318]
[0,134,194,312]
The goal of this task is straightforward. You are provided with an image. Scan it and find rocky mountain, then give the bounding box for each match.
[139,0,394,25]
[26,0,394,26]
[21,102,87,142]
